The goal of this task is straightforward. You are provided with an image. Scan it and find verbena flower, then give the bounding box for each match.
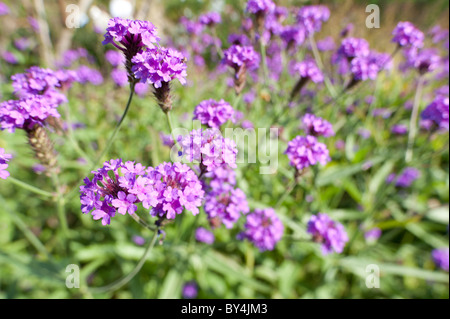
[0,1,10,16]
[222,44,260,71]
[132,46,187,88]
[0,96,60,132]
[290,59,324,83]
[395,167,420,188]
[307,213,349,255]
[301,113,334,137]
[392,22,424,48]
[350,56,380,81]
[432,248,449,272]
[199,12,221,26]
[204,183,249,229]
[0,148,12,180]
[193,99,234,128]
[364,227,382,243]
[76,65,104,85]
[338,37,370,59]
[409,48,441,74]
[195,227,215,244]
[280,26,306,49]
[285,135,331,171]
[238,208,284,252]
[182,281,198,299]
[111,69,128,87]
[105,50,125,67]
[421,95,449,131]
[246,0,276,15]
[296,5,330,35]
[391,124,408,135]
[11,66,67,105]
[178,128,238,172]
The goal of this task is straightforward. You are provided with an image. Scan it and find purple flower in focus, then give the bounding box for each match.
[421,95,449,131]
[395,167,420,188]
[307,213,349,254]
[285,135,331,171]
[301,113,334,137]
[392,22,424,48]
[132,47,187,88]
[195,227,215,244]
[182,281,198,299]
[0,148,12,180]
[178,128,238,172]
[432,248,449,272]
[239,208,284,252]
[102,18,160,50]
[193,99,235,128]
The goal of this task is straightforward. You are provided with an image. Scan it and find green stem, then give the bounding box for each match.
[51,173,69,241]
[275,176,298,210]
[8,176,54,198]
[259,39,269,86]
[165,111,178,148]
[309,34,337,99]
[89,229,159,294]
[131,213,157,231]
[405,76,424,163]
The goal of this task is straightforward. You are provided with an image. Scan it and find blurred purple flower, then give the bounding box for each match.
[307,213,348,255]
[195,227,215,244]
[285,135,331,171]
[432,248,449,272]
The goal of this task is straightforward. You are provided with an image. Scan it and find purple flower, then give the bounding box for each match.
[182,281,198,299]
[301,113,334,137]
[392,22,424,48]
[180,17,204,36]
[296,5,330,35]
[76,65,104,85]
[222,44,260,71]
[228,34,251,46]
[193,99,235,128]
[199,12,221,26]
[421,95,449,131]
[307,213,349,255]
[0,148,12,180]
[132,235,145,246]
[204,184,249,229]
[391,124,408,135]
[246,0,276,15]
[14,38,31,51]
[338,38,370,59]
[132,47,187,88]
[11,66,67,105]
[195,227,215,244]
[134,82,149,97]
[317,36,336,51]
[239,208,284,252]
[285,135,331,171]
[102,18,160,50]
[110,69,128,87]
[160,132,175,148]
[111,191,137,215]
[145,162,204,220]
[2,51,18,64]
[0,2,10,16]
[408,48,441,74]
[290,59,324,83]
[395,167,420,188]
[358,128,371,139]
[364,228,382,243]
[178,128,238,172]
[350,56,380,81]
[280,26,306,49]
[105,50,125,67]
[432,248,449,272]
[0,96,60,132]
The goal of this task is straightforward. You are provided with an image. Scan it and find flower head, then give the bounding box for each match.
[222,44,260,71]
[301,114,334,137]
[178,128,238,172]
[307,213,349,254]
[392,22,424,48]
[421,95,449,131]
[193,99,235,128]
[102,18,160,50]
[432,248,449,272]
[239,208,284,251]
[338,37,370,59]
[0,148,12,180]
[395,167,420,188]
[195,227,215,244]
[296,5,330,35]
[246,0,276,15]
[199,12,221,26]
[182,281,198,299]
[290,59,324,83]
[285,135,331,171]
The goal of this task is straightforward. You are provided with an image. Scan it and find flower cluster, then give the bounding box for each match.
[337,37,370,59]
[296,5,330,35]
[387,167,421,188]
[301,113,335,137]
[0,148,12,180]
[11,66,67,105]
[421,95,449,131]
[307,213,349,255]
[291,59,324,83]
[238,208,284,251]
[0,1,9,16]
[131,47,187,88]
[246,0,276,15]
[199,12,221,26]
[285,135,331,172]
[80,160,204,225]
[178,128,238,172]
[193,99,235,128]
[222,44,260,71]
[392,22,425,48]
[432,248,449,272]
[0,96,60,132]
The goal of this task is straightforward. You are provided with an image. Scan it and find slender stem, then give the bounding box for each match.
[259,39,269,86]
[89,229,159,294]
[8,176,54,198]
[165,111,179,148]
[405,76,424,163]
[212,28,224,59]
[95,83,135,166]
[275,176,298,210]
[309,34,337,99]
[51,172,69,241]
[130,213,157,231]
